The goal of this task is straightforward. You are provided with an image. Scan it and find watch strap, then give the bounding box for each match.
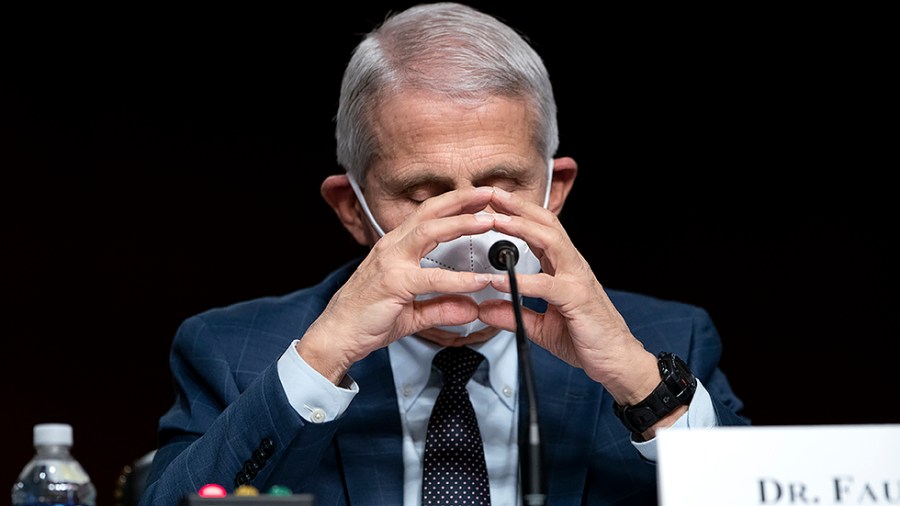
[613,352,697,435]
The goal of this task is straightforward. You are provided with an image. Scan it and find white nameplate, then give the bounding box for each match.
[656,424,900,505]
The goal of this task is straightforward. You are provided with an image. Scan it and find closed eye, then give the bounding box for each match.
[404,182,453,203]
[473,176,527,193]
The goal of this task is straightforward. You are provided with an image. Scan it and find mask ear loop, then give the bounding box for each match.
[541,158,554,209]
[346,173,387,237]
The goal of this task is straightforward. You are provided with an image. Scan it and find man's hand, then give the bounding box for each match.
[479,187,661,407]
[297,186,498,384]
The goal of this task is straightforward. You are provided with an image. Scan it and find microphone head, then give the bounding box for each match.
[489,240,519,271]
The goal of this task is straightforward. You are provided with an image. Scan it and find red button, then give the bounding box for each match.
[199,483,227,498]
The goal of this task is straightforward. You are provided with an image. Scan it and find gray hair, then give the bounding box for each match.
[335,2,559,185]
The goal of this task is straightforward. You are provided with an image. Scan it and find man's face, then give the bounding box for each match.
[360,90,548,235]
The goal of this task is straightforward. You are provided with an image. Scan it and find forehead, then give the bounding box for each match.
[368,91,544,181]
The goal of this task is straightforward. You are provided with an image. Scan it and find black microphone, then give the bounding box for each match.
[489,240,545,506]
[488,239,519,271]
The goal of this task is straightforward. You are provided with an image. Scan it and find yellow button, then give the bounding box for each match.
[234,484,259,496]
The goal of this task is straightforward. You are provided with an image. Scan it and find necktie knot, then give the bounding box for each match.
[433,346,484,386]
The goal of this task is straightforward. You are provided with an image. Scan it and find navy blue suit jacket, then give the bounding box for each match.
[141,258,748,506]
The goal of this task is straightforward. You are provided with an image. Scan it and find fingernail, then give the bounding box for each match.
[494,187,511,198]
[493,213,511,222]
[474,213,494,222]
[475,186,494,194]
[474,273,492,283]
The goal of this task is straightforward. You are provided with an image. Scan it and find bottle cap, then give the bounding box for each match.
[34,423,73,446]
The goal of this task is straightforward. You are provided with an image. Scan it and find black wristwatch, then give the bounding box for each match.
[613,352,697,435]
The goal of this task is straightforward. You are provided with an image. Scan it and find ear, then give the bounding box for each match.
[547,156,578,215]
[320,174,376,246]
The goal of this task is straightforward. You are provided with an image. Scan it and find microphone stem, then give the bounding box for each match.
[502,252,545,506]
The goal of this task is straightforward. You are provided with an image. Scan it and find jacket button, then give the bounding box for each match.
[259,438,275,459]
[243,459,261,475]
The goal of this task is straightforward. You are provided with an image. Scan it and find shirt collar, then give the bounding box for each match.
[388,331,519,412]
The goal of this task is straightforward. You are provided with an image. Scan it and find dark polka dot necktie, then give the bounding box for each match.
[422,346,491,505]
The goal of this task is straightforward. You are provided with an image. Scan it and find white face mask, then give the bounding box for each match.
[347,159,553,336]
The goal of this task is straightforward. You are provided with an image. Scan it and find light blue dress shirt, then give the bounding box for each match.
[277,331,718,505]
[389,331,521,505]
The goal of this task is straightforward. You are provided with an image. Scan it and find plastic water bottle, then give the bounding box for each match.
[11,423,96,506]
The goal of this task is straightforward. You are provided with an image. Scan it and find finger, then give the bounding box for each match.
[403,267,494,298]
[370,212,498,268]
[488,271,585,311]
[484,272,526,297]
[492,217,580,278]
[479,299,578,366]
[382,186,498,261]
[412,294,481,330]
[488,188,583,272]
[489,186,558,226]
[395,186,495,233]
[477,298,546,338]
[400,212,499,260]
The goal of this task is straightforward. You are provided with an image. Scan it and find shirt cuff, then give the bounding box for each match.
[277,339,358,423]
[632,378,718,462]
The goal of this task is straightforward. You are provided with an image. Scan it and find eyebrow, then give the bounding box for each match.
[376,164,532,192]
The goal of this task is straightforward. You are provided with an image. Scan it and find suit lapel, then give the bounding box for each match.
[336,348,405,505]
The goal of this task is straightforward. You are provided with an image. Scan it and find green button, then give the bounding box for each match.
[267,485,292,496]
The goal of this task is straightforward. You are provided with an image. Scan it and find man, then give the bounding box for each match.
[141,2,749,505]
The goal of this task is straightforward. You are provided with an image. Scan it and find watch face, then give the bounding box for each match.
[672,355,688,375]
[658,352,676,375]
[660,360,673,376]
[659,353,696,399]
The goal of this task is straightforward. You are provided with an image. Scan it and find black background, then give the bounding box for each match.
[2,2,895,504]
